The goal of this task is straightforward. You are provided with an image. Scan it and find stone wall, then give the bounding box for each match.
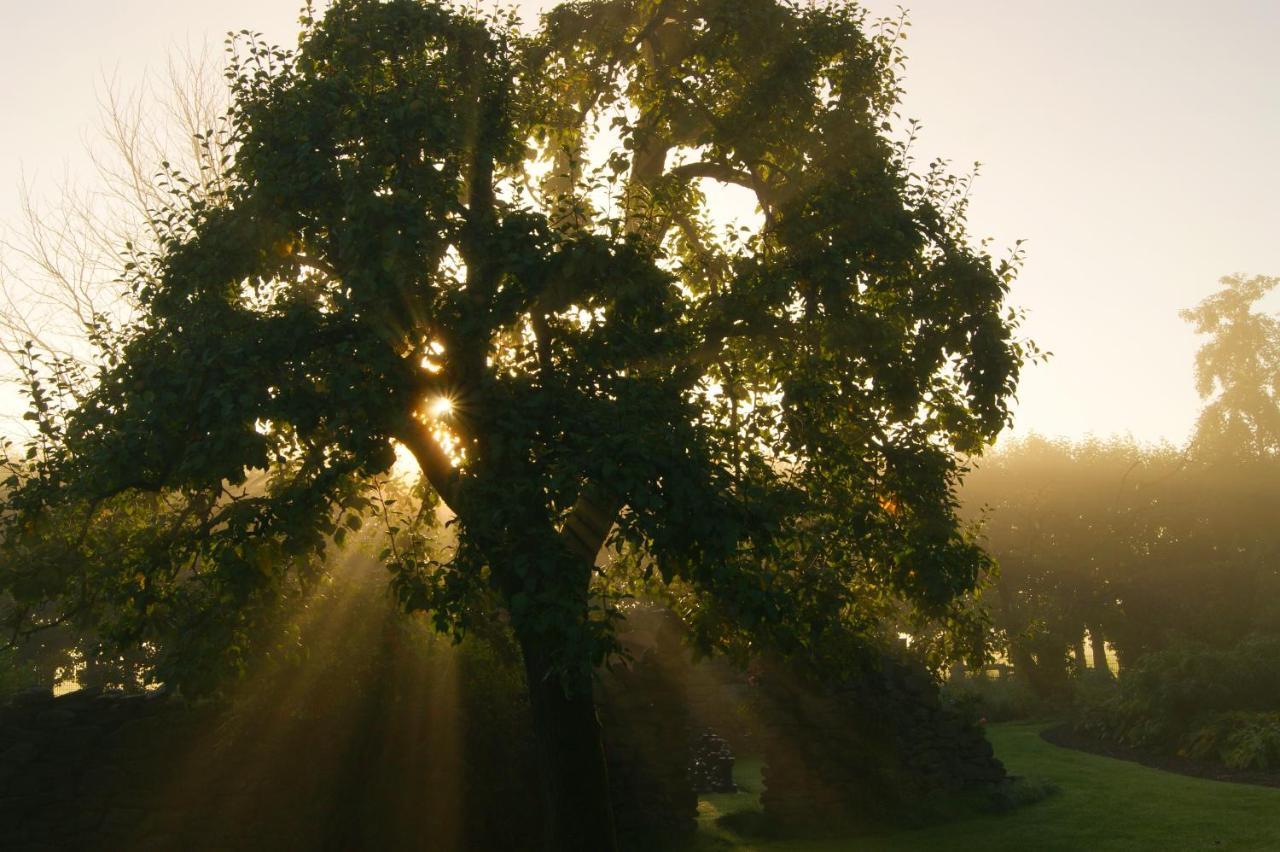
[0,669,532,850]
[0,661,699,851]
[0,688,218,851]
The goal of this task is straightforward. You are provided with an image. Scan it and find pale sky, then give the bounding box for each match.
[2,1,1277,445]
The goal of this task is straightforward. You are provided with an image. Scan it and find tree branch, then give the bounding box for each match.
[394,414,461,515]
[667,161,755,188]
[559,486,623,566]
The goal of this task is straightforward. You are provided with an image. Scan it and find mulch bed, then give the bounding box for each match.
[1039,723,1280,789]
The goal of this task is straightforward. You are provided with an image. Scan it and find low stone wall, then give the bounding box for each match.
[0,679,527,851]
[0,667,699,851]
[0,688,211,851]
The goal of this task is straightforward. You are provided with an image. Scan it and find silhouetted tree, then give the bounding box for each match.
[1182,274,1280,460]
[1105,275,1280,656]
[1,2,1029,847]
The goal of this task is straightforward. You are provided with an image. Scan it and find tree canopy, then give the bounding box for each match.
[1,1,1029,847]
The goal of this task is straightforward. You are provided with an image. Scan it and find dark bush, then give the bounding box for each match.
[983,775,1061,813]
[1182,712,1280,771]
[942,672,1052,723]
[1072,635,1280,770]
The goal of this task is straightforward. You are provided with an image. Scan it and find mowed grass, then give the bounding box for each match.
[692,721,1280,852]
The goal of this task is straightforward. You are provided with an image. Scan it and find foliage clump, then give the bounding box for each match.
[942,671,1051,724]
[1074,636,1280,771]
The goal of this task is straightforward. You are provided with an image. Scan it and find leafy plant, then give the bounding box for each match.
[1073,636,1280,769]
[1183,712,1280,771]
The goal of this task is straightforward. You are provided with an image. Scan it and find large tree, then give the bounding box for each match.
[1,1,1028,848]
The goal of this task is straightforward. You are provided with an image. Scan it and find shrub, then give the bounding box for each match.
[942,672,1051,723]
[1183,711,1280,771]
[1070,668,1127,741]
[1072,635,1280,769]
[983,775,1061,813]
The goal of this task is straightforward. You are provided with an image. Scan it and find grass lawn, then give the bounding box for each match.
[692,721,1280,851]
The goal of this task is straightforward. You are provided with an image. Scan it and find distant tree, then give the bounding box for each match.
[961,437,1165,693]
[1,2,1029,848]
[1181,273,1280,460]
[960,274,1280,695]
[1103,272,1280,655]
[1107,456,1280,658]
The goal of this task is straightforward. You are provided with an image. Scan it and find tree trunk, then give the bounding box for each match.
[473,486,622,851]
[1089,626,1111,675]
[1007,642,1037,686]
[1072,633,1088,675]
[994,573,1050,695]
[400,409,622,848]
[517,629,619,852]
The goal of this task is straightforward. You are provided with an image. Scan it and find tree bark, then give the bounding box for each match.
[517,629,619,852]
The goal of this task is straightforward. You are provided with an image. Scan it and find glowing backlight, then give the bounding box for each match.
[429,397,453,418]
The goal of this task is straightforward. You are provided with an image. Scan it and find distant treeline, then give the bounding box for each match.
[962,435,1280,696]
[962,273,1280,698]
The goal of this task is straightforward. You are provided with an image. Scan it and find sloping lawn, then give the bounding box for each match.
[694,721,1280,851]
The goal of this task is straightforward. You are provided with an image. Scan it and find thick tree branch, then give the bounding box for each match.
[629,313,790,386]
[672,212,730,286]
[559,486,623,566]
[667,161,755,188]
[531,311,553,373]
[394,414,461,514]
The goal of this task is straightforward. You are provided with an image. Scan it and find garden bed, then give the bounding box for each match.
[1040,723,1280,789]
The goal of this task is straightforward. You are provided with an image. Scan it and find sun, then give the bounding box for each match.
[428,396,453,418]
